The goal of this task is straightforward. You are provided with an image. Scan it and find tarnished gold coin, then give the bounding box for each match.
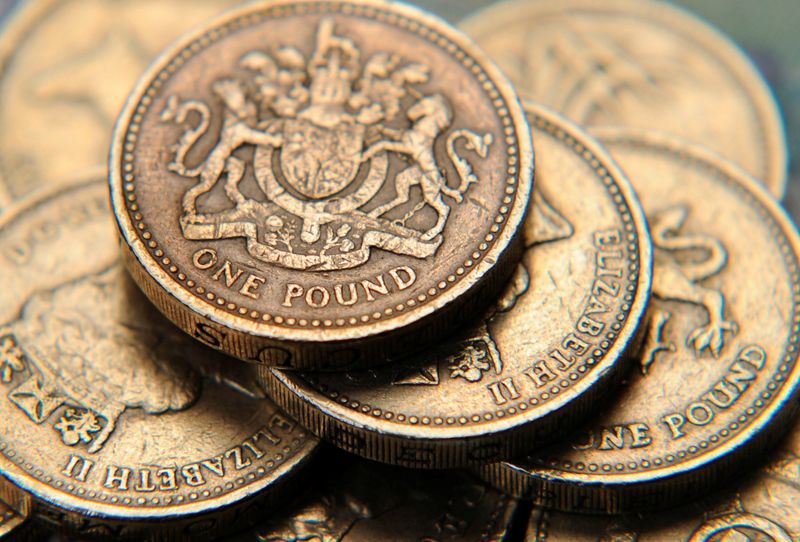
[461,0,789,197]
[228,451,518,541]
[525,418,800,541]
[0,0,477,207]
[261,103,651,468]
[110,0,533,370]
[483,130,800,513]
[0,0,248,205]
[0,181,318,540]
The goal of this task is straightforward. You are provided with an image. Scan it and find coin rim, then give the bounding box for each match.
[486,129,800,504]
[0,0,60,207]
[261,103,652,465]
[459,0,789,198]
[0,0,253,205]
[0,179,320,520]
[109,0,534,345]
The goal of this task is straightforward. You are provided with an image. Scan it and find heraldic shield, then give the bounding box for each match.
[163,18,493,272]
[281,119,366,200]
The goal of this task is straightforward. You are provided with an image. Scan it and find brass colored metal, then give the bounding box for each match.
[110,0,533,370]
[229,452,518,541]
[482,130,800,514]
[0,497,27,539]
[460,0,790,198]
[0,473,31,541]
[0,0,248,205]
[0,180,318,540]
[261,103,651,468]
[525,418,800,540]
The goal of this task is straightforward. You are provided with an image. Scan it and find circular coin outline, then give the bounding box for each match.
[261,103,652,468]
[0,0,252,207]
[109,0,534,370]
[481,129,800,513]
[460,0,789,198]
[0,179,320,529]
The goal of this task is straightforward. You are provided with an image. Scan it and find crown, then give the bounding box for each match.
[308,18,360,107]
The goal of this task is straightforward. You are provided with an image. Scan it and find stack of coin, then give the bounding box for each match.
[0,0,797,541]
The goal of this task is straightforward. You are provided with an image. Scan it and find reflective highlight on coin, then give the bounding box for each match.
[461,0,789,197]
[261,104,650,468]
[110,0,533,370]
[0,181,318,539]
[525,418,800,541]
[482,130,800,513]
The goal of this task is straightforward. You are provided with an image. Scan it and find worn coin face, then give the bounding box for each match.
[0,181,318,539]
[262,104,650,468]
[483,130,800,513]
[0,0,248,205]
[110,0,533,370]
[460,0,789,197]
[228,451,517,541]
[0,0,478,207]
[525,418,800,541]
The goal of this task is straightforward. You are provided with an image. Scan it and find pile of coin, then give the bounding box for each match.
[0,0,797,540]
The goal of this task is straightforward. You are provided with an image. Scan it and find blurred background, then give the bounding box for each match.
[0,1,796,540]
[0,0,800,210]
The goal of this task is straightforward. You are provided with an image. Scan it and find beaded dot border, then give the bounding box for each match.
[300,113,644,426]
[0,425,310,508]
[534,139,800,475]
[0,185,314,509]
[0,432,308,509]
[0,335,311,507]
[119,2,522,330]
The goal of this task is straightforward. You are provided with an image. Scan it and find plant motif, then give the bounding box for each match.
[449,344,492,383]
[163,18,492,271]
[0,335,26,384]
[321,224,355,256]
[54,408,102,447]
[264,215,296,253]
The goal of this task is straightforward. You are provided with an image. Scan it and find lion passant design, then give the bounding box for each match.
[640,206,738,373]
[162,18,493,271]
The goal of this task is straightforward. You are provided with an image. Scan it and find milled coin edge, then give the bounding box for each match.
[481,129,800,513]
[108,0,534,348]
[0,180,321,521]
[260,104,653,468]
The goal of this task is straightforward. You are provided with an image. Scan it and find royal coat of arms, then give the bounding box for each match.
[161,18,493,271]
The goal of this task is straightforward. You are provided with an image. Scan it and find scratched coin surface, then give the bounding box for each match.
[261,104,650,468]
[460,0,789,197]
[483,130,800,514]
[525,417,800,541]
[0,181,318,539]
[227,451,517,541]
[110,0,533,370]
[0,0,248,205]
